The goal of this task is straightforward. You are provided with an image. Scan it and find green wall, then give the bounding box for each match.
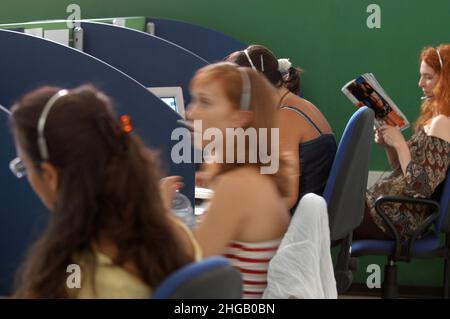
[2,0,449,170]
[1,0,449,292]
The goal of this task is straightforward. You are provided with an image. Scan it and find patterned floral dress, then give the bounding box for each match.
[366,128,450,239]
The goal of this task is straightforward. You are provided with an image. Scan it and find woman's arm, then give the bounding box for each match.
[395,143,412,175]
[193,173,244,257]
[385,147,400,170]
[383,119,450,198]
[278,109,301,209]
[375,128,400,170]
[380,126,411,174]
[159,176,183,211]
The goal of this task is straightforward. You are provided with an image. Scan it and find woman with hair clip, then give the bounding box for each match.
[9,85,201,298]
[184,62,291,298]
[227,45,337,215]
[354,44,450,240]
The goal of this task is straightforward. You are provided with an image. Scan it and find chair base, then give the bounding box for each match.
[382,262,399,299]
[335,235,357,293]
[444,256,450,298]
[335,270,353,293]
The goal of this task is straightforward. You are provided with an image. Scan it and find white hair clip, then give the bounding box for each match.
[243,49,257,71]
[277,58,292,75]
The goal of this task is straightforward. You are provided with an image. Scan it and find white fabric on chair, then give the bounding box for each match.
[263,193,337,299]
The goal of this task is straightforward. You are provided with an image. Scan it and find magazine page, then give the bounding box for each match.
[341,73,410,130]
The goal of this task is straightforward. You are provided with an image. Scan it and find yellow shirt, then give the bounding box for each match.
[71,218,202,299]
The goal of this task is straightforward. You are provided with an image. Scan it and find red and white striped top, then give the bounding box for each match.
[224,239,281,299]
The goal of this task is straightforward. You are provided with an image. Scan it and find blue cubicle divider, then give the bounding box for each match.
[146,17,246,63]
[0,29,195,295]
[80,21,209,106]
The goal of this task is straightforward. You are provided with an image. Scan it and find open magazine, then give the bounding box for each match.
[342,73,409,130]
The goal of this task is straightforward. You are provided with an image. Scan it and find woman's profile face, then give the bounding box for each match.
[15,139,58,211]
[187,81,237,149]
[418,60,439,98]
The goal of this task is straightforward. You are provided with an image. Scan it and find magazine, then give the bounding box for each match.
[341,73,409,130]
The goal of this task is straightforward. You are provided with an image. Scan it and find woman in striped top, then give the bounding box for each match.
[186,62,291,298]
[224,240,282,298]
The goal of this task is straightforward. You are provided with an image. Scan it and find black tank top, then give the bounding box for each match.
[281,106,337,215]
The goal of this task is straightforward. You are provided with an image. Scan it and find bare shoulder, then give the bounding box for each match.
[217,167,265,185]
[428,115,450,143]
[280,95,315,112]
[214,167,273,199]
[278,97,315,131]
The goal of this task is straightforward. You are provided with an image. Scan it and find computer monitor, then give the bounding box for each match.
[147,86,185,118]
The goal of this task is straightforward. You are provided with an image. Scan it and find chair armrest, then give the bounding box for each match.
[374,195,440,261]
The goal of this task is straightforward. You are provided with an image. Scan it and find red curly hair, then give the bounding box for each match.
[415,44,450,130]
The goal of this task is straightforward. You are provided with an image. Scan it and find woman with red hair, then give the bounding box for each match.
[354,44,450,240]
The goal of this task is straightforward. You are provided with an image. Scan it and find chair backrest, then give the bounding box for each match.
[436,169,450,233]
[263,193,337,299]
[323,107,374,241]
[153,256,242,299]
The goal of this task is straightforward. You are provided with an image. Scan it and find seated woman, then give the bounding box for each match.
[186,62,291,298]
[10,85,200,298]
[354,44,450,240]
[227,45,337,214]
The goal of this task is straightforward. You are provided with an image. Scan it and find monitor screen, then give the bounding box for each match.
[161,97,177,112]
[148,86,185,118]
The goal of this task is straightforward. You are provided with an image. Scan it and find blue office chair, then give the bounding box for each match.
[351,169,450,298]
[322,106,375,293]
[153,256,243,299]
